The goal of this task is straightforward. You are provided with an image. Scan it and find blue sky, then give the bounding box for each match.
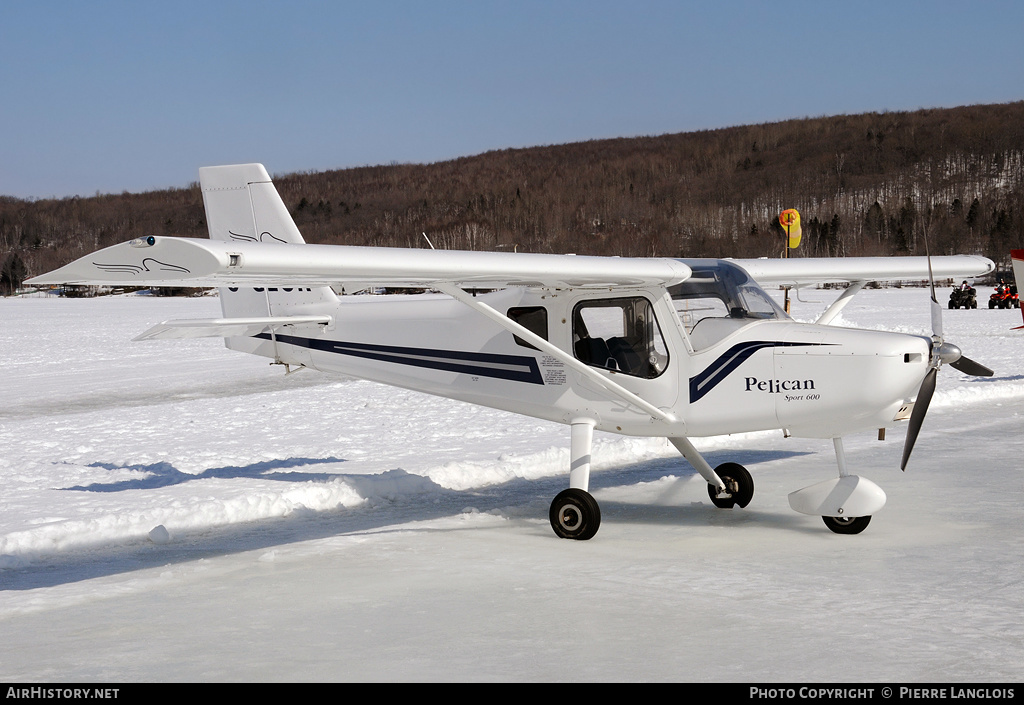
[2,0,1022,199]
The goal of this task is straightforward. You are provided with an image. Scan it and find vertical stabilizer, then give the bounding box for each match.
[198,163,337,358]
[1012,249,1024,330]
[199,164,305,245]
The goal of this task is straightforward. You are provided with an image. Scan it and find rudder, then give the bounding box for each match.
[198,163,337,357]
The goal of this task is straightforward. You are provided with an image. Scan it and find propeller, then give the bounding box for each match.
[900,251,993,470]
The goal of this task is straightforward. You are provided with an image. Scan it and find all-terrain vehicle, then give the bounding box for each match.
[949,285,977,309]
[989,284,1020,309]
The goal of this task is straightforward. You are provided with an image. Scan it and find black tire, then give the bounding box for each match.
[989,300,996,309]
[822,515,871,534]
[549,488,601,540]
[707,462,754,509]
[948,301,955,309]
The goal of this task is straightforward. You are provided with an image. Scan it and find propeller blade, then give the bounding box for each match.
[930,294,943,341]
[901,367,937,471]
[923,238,944,341]
[949,355,994,377]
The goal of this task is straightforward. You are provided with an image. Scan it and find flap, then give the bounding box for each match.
[133,315,331,341]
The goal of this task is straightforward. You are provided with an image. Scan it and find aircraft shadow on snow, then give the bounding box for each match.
[3,447,812,590]
[64,457,350,491]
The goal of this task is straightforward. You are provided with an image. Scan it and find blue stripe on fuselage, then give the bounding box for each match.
[255,333,545,385]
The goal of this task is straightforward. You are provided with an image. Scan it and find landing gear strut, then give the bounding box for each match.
[549,419,602,540]
[789,438,885,534]
[669,436,755,511]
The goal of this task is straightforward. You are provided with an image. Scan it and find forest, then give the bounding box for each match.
[2,101,1023,293]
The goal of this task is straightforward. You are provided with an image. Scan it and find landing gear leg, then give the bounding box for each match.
[669,436,754,509]
[789,438,883,534]
[568,420,594,493]
[824,437,871,533]
[549,419,602,540]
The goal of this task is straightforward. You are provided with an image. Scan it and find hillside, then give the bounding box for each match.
[3,102,1023,290]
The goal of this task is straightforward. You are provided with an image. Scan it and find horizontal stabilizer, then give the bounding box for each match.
[133,315,331,341]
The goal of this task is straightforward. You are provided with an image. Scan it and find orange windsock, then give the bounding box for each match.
[779,209,802,248]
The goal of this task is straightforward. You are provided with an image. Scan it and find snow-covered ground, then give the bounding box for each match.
[1,286,1022,682]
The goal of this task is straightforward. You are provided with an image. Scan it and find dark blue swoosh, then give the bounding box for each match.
[689,341,826,403]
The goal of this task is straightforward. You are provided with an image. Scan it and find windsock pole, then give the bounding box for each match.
[779,209,802,314]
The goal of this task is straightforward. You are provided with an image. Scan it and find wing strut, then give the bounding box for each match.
[433,283,676,424]
[815,280,867,325]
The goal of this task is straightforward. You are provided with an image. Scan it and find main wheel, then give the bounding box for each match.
[707,462,754,509]
[822,515,871,534]
[549,488,601,540]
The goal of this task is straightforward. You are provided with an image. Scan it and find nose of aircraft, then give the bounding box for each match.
[858,330,934,412]
[773,326,933,437]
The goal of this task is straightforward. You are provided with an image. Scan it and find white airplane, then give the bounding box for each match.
[28,164,995,539]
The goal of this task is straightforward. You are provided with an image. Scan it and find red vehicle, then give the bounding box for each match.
[989,281,1020,309]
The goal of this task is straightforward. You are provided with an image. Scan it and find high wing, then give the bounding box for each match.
[729,255,994,325]
[26,233,693,424]
[26,236,693,290]
[28,236,992,292]
[730,255,994,287]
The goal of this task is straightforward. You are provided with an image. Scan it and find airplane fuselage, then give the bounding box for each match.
[229,278,930,442]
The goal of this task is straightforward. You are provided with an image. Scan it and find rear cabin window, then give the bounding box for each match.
[572,297,668,379]
[508,306,548,349]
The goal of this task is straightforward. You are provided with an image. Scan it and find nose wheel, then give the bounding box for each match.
[822,515,871,534]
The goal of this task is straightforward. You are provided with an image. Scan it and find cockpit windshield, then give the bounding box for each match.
[669,259,789,350]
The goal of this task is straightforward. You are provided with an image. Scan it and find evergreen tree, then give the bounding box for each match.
[1,252,28,294]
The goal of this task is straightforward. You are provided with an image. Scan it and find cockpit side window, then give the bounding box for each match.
[670,260,788,350]
[572,297,668,379]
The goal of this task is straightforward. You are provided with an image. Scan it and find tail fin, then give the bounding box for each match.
[199,164,305,245]
[198,164,337,356]
[1012,249,1024,330]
